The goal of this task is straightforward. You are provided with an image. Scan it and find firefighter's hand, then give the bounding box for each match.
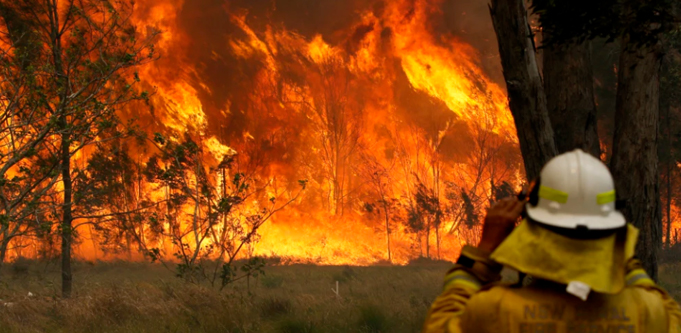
[478,197,525,253]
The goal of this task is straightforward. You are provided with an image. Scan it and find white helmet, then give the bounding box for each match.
[525,149,626,230]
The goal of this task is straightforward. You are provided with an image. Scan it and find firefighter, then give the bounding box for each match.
[423,149,681,333]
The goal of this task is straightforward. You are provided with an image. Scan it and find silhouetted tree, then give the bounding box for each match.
[0,0,158,297]
[491,0,680,279]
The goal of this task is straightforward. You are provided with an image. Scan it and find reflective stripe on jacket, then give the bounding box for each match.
[423,260,681,333]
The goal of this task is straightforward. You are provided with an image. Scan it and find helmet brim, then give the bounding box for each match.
[526,204,626,230]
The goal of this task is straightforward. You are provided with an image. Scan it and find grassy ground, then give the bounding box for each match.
[658,263,681,300]
[0,259,679,333]
[0,259,450,333]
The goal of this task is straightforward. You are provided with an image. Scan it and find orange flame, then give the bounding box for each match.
[8,0,526,265]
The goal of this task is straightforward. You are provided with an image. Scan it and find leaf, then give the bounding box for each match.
[122,53,135,63]
[146,248,162,263]
[220,263,237,287]
[461,190,479,229]
[153,133,166,145]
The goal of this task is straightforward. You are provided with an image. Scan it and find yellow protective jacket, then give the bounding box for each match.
[422,246,681,333]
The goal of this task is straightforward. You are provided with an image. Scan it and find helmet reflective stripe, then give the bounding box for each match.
[538,185,568,204]
[539,186,616,205]
[525,149,626,230]
[597,190,616,205]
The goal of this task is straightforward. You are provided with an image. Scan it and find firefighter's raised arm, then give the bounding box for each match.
[422,197,523,333]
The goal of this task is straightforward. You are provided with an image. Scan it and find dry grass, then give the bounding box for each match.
[0,258,679,333]
[0,259,449,333]
[658,264,681,300]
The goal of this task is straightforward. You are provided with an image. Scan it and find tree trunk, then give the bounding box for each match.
[667,142,672,250]
[383,206,392,263]
[61,129,73,298]
[543,37,601,157]
[0,237,9,277]
[665,97,672,250]
[426,219,430,259]
[610,37,663,281]
[489,0,557,180]
[436,225,441,260]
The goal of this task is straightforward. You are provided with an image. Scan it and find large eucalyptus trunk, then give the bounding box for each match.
[610,37,663,281]
[489,0,557,180]
[543,38,601,157]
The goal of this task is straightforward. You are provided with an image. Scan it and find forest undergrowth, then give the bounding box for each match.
[0,257,679,333]
[0,259,448,333]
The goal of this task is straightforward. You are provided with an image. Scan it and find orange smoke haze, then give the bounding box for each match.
[11,0,527,264]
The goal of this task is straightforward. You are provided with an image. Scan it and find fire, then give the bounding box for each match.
[4,0,526,265]
[387,1,513,133]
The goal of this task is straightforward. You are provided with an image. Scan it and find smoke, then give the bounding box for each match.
[440,0,504,85]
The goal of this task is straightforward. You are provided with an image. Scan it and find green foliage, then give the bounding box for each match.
[175,261,201,280]
[0,0,159,297]
[140,132,305,289]
[241,257,267,278]
[153,132,166,145]
[405,182,443,238]
[460,190,478,229]
[74,144,137,212]
[217,257,267,288]
[415,184,442,221]
[122,53,136,63]
[219,263,238,287]
[145,248,162,263]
